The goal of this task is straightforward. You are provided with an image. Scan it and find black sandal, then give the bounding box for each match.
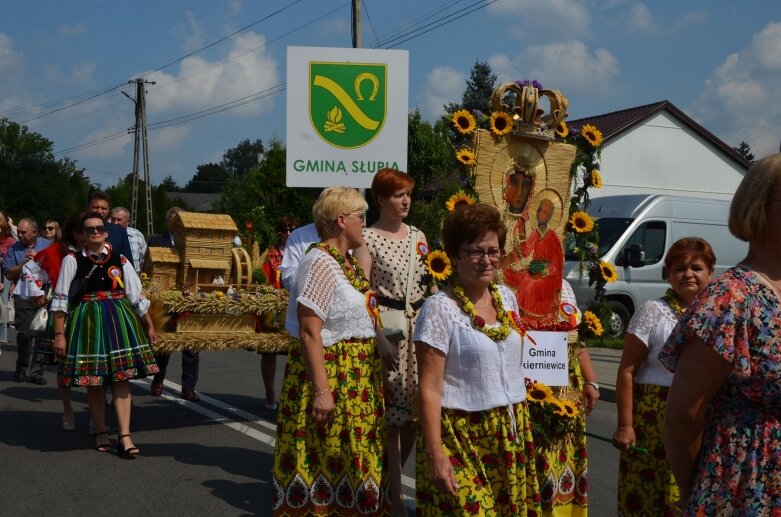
[94,431,112,453]
[116,434,140,458]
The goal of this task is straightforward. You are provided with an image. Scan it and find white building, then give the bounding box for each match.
[568,101,750,201]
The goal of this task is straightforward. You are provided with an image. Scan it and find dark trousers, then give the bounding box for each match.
[153,350,199,390]
[13,297,43,378]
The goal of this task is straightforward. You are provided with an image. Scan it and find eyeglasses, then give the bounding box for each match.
[460,247,503,262]
[43,226,55,231]
[281,226,296,233]
[82,225,108,234]
[342,212,366,222]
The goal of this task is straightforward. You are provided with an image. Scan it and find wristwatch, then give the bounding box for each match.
[584,381,600,390]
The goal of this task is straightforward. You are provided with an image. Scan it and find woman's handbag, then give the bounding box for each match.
[30,306,49,333]
[379,228,419,340]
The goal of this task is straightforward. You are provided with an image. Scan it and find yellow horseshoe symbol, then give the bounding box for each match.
[354,73,379,101]
[313,75,379,131]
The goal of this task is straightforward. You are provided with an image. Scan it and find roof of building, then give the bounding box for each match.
[146,247,181,263]
[566,100,750,169]
[174,211,237,232]
[189,258,230,270]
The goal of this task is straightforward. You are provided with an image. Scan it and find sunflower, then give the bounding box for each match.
[426,250,453,282]
[548,399,568,416]
[526,382,554,403]
[490,111,513,136]
[445,191,476,212]
[569,211,595,234]
[580,124,603,148]
[452,109,477,134]
[583,310,604,337]
[555,121,569,138]
[590,169,603,189]
[599,261,618,283]
[455,148,477,165]
[561,400,580,418]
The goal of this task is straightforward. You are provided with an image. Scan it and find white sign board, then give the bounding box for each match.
[522,331,569,386]
[286,46,409,188]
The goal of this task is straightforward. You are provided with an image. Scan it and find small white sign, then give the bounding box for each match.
[522,331,569,386]
[286,46,409,188]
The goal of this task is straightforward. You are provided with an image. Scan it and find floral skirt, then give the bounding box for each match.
[618,383,679,516]
[272,338,389,516]
[415,403,541,516]
[59,295,159,387]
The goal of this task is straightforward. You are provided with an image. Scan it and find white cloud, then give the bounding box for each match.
[226,0,243,17]
[626,2,654,31]
[488,0,590,40]
[174,10,207,52]
[415,66,465,120]
[489,41,619,95]
[142,31,280,117]
[690,21,781,158]
[155,125,192,148]
[59,23,87,37]
[0,33,23,76]
[318,17,349,37]
[44,61,96,85]
[78,120,133,159]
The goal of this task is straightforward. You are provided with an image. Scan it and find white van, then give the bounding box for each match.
[565,194,747,338]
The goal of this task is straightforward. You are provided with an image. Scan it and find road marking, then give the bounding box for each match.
[131,378,416,490]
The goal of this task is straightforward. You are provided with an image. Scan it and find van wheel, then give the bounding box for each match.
[606,300,630,338]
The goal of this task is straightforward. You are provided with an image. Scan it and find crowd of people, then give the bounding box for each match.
[2,156,780,514]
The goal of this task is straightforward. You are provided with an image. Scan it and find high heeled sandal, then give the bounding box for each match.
[116,434,140,458]
[94,431,112,453]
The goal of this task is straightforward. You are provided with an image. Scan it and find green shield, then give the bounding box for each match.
[309,61,387,149]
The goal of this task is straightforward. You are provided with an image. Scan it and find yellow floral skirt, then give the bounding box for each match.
[617,383,679,516]
[415,402,541,516]
[272,338,389,516]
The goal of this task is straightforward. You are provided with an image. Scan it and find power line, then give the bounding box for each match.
[361,0,380,48]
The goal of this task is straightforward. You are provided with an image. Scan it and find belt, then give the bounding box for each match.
[81,290,126,302]
[377,296,425,312]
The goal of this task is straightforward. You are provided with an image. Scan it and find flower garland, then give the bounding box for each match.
[452,282,512,342]
[665,288,686,316]
[525,378,582,449]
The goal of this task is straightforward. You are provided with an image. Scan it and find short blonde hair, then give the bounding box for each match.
[312,187,367,239]
[729,153,781,243]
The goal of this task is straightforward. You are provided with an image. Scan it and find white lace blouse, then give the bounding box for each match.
[291,248,375,347]
[626,298,679,386]
[413,285,527,411]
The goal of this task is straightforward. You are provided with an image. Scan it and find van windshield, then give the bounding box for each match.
[565,217,634,260]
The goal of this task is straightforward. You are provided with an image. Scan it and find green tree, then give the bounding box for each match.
[222,138,264,176]
[215,137,319,248]
[184,163,229,192]
[733,141,755,163]
[0,117,90,225]
[159,175,181,192]
[445,60,496,116]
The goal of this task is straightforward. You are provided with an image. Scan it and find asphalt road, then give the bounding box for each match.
[0,330,619,516]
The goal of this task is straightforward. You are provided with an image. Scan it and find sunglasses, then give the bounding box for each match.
[43,226,56,231]
[82,226,108,234]
[281,226,296,233]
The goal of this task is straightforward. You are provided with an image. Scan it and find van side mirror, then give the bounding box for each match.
[624,244,644,268]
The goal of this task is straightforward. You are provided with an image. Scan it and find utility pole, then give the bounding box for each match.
[352,0,361,49]
[123,78,155,236]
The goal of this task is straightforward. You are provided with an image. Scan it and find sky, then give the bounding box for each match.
[1,0,780,190]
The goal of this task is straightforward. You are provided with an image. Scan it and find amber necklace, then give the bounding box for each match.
[664,288,686,316]
[315,243,370,293]
[453,282,511,341]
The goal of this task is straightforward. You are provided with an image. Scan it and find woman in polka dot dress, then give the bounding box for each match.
[356,168,433,516]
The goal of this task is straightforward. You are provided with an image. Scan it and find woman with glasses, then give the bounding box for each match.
[50,212,158,456]
[272,187,392,515]
[414,203,540,515]
[354,167,433,515]
[258,215,298,411]
[41,220,62,242]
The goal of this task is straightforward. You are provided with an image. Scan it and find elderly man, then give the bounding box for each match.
[147,207,201,402]
[2,218,51,384]
[110,207,146,272]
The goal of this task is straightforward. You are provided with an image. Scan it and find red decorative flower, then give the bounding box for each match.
[474,315,486,328]
[416,241,429,256]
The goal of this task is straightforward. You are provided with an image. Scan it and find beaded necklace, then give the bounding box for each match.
[453,282,512,341]
[665,288,686,316]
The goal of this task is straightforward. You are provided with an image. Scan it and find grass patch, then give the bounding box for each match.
[585,336,624,349]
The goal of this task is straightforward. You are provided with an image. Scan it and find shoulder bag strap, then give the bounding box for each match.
[403,226,418,313]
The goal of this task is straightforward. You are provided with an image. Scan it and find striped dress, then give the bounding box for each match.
[51,245,158,386]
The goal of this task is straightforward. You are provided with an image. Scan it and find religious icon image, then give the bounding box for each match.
[504,166,534,215]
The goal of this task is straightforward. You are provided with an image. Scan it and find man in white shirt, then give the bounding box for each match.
[280,222,320,338]
[109,207,147,272]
